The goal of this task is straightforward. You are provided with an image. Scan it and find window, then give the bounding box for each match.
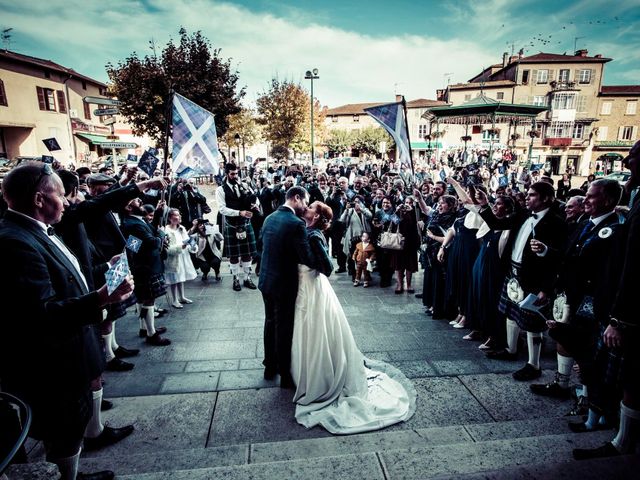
[576,95,587,113]
[0,79,7,106]
[533,95,547,106]
[36,86,56,111]
[552,93,576,110]
[464,94,471,101]
[56,90,67,113]
[82,80,87,90]
[621,126,634,141]
[521,70,530,85]
[578,69,592,84]
[83,102,91,120]
[331,115,337,123]
[536,69,549,84]
[598,126,608,141]
[482,130,499,141]
[352,114,359,123]
[418,124,429,138]
[626,101,637,115]
[601,101,612,115]
[572,123,584,139]
[558,69,570,83]
[496,92,504,100]
[548,121,572,138]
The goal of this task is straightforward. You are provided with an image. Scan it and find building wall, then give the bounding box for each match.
[595,95,639,142]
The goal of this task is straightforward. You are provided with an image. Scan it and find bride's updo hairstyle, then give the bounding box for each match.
[311,201,333,231]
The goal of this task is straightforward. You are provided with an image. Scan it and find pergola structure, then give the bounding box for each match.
[422,94,549,166]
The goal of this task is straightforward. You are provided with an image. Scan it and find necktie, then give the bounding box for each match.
[578,220,595,243]
[47,226,55,236]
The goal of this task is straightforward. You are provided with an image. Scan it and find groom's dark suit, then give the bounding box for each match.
[259,205,315,384]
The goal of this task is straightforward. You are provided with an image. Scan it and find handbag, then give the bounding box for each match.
[378,223,404,250]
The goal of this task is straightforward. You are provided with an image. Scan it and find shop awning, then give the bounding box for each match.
[75,133,108,145]
[411,141,443,149]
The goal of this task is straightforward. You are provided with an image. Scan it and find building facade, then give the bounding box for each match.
[0,50,151,166]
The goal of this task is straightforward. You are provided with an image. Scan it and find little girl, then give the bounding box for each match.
[352,231,376,287]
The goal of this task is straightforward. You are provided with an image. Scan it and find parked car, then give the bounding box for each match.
[604,171,631,186]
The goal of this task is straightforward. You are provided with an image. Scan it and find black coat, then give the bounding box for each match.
[0,211,104,398]
[120,215,164,280]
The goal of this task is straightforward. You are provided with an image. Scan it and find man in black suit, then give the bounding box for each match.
[531,179,622,404]
[574,140,640,460]
[259,186,315,388]
[326,176,349,272]
[0,162,134,480]
[477,182,567,381]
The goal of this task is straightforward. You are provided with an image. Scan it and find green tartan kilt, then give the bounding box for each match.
[223,219,257,258]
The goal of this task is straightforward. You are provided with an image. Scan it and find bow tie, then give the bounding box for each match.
[47,226,55,236]
[529,212,538,220]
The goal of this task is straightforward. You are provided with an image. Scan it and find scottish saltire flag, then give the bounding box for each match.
[364,102,412,168]
[138,149,159,177]
[172,93,220,178]
[125,235,142,253]
[105,250,130,295]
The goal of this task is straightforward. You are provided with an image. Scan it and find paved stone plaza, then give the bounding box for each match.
[20,264,637,478]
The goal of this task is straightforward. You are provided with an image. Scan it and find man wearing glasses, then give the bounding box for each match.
[0,162,133,480]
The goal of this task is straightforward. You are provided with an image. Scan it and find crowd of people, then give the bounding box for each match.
[0,140,638,478]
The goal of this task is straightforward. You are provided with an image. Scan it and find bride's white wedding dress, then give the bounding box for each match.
[291,264,417,434]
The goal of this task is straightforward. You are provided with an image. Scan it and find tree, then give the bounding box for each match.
[106,28,245,144]
[270,145,289,160]
[220,107,262,157]
[351,127,392,157]
[256,78,307,151]
[324,129,353,157]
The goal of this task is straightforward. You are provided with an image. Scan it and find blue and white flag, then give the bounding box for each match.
[125,235,142,253]
[172,93,220,178]
[105,250,130,295]
[138,149,160,177]
[364,102,412,168]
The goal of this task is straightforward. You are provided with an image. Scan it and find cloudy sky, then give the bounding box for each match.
[1,0,638,108]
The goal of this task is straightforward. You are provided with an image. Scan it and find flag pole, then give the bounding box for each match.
[160,88,174,227]
[401,96,414,180]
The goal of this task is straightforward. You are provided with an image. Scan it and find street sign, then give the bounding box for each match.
[83,96,122,106]
[103,117,116,126]
[101,142,137,149]
[94,108,119,116]
[106,135,119,140]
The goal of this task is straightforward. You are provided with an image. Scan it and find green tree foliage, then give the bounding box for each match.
[324,129,353,157]
[270,145,289,160]
[106,28,245,144]
[220,107,262,152]
[351,126,392,157]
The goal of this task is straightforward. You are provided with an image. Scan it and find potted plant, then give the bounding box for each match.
[461,135,472,142]
[510,133,521,141]
[485,127,501,136]
[528,130,540,138]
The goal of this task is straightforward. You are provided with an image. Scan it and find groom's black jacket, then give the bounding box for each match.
[258,206,315,296]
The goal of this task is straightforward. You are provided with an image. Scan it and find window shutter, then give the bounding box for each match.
[56,90,67,113]
[589,69,595,84]
[548,69,555,81]
[83,102,91,120]
[633,126,638,140]
[574,69,581,82]
[36,86,46,110]
[618,127,624,141]
[532,69,538,82]
[0,79,7,106]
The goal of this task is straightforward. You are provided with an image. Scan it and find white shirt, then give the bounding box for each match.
[9,209,89,291]
[216,180,261,217]
[591,211,615,227]
[511,208,550,263]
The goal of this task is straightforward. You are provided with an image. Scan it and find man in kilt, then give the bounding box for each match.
[216,163,261,291]
[574,140,640,460]
[477,182,567,381]
[121,197,171,346]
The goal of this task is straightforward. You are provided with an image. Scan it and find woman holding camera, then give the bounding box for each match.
[390,197,420,294]
[339,195,373,282]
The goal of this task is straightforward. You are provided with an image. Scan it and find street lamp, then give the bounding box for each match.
[234,133,241,175]
[305,68,319,164]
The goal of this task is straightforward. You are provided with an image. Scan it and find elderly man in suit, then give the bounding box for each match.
[0,162,134,480]
[259,186,315,388]
[477,182,568,381]
[574,140,640,460]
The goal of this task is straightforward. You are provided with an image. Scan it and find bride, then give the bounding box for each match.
[291,201,416,434]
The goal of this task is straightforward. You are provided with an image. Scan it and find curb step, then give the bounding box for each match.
[4,461,60,480]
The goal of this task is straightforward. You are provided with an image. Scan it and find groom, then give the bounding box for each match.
[259,186,316,388]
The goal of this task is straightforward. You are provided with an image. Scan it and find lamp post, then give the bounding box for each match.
[305,68,319,164]
[234,133,241,176]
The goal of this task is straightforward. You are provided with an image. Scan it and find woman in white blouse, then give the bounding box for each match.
[163,208,198,308]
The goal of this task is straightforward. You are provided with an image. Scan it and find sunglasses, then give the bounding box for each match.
[31,163,53,195]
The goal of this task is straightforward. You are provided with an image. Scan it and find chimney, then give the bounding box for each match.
[395,94,403,103]
[575,49,588,57]
[594,54,602,58]
[502,52,509,67]
[509,55,519,64]
[436,89,446,101]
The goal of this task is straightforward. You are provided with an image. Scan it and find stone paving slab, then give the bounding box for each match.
[83,392,216,458]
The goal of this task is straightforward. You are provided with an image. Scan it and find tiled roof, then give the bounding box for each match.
[449,80,515,90]
[326,99,446,115]
[518,52,611,63]
[0,50,107,87]
[600,85,640,95]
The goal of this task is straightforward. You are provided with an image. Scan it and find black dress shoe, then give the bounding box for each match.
[486,349,518,361]
[233,278,242,291]
[280,374,295,389]
[264,367,277,380]
[512,363,542,381]
[100,399,113,411]
[146,332,171,346]
[106,358,134,372]
[573,442,621,460]
[243,278,257,290]
[114,346,140,358]
[530,381,571,399]
[415,293,423,299]
[155,307,168,314]
[77,471,114,480]
[138,326,167,338]
[84,425,134,451]
[335,268,347,273]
